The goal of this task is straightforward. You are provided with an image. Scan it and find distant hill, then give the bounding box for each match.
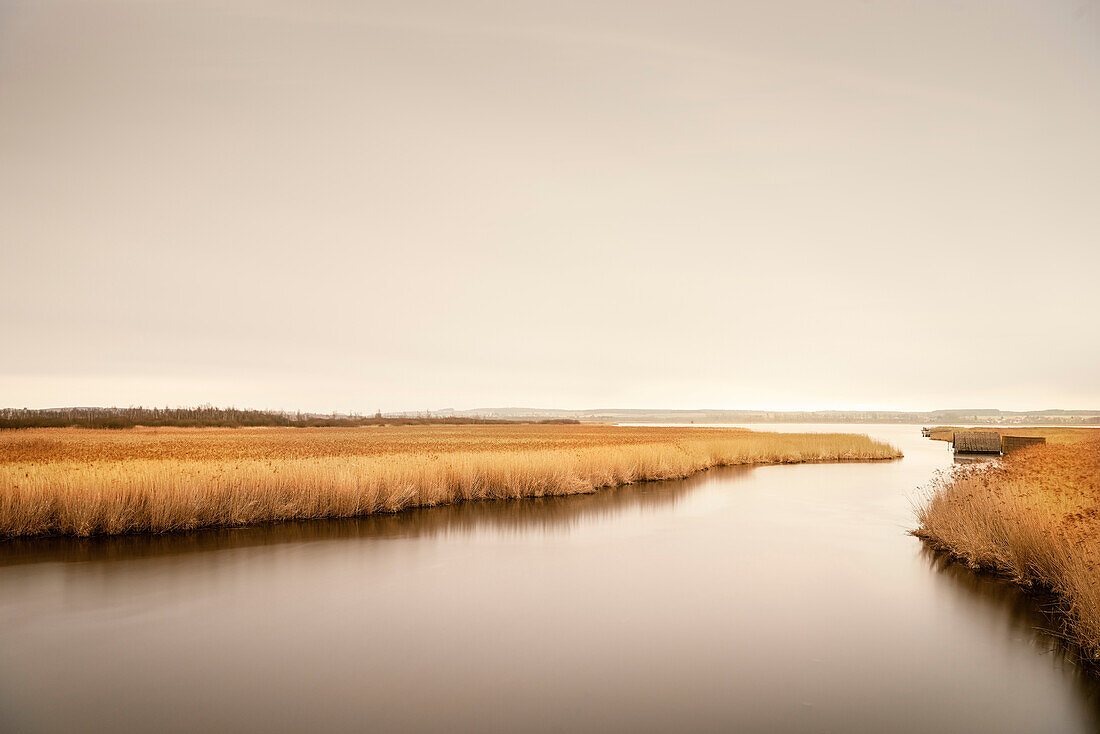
[438,407,1100,425]
[0,407,577,430]
[3,406,1097,429]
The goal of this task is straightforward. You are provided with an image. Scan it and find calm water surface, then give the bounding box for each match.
[1,425,1097,733]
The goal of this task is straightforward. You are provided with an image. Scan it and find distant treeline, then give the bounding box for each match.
[0,407,579,430]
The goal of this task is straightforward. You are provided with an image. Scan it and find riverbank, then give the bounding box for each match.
[914,439,1100,662]
[0,425,900,537]
[924,426,1099,445]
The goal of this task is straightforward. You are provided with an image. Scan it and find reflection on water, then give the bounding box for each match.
[0,426,1097,733]
[0,467,749,568]
[919,546,1100,717]
[953,454,1001,466]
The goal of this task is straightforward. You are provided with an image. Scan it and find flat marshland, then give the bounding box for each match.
[0,425,900,537]
[915,437,1100,660]
[925,426,1099,445]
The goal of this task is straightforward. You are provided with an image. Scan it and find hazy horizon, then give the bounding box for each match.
[3,1,1098,412]
[6,403,1100,417]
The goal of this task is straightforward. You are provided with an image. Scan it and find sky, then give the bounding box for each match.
[1,0,1098,413]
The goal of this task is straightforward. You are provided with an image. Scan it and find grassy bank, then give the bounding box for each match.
[925,426,1099,445]
[0,425,900,537]
[914,440,1100,661]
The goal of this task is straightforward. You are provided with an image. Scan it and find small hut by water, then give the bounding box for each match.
[953,431,1002,454]
[1002,435,1046,454]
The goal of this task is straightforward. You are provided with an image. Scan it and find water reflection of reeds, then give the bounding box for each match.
[0,466,753,568]
[920,545,1100,721]
[951,454,999,466]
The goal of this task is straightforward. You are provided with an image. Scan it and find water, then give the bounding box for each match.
[1,425,1097,732]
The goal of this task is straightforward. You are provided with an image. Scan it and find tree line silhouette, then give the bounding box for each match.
[0,407,578,430]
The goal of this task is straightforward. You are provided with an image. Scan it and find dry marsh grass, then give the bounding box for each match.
[926,426,1100,445]
[915,440,1100,661]
[0,425,900,537]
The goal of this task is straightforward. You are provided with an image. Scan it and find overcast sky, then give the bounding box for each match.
[1,0,1098,412]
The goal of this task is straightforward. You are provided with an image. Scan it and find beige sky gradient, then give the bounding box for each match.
[1,0,1098,412]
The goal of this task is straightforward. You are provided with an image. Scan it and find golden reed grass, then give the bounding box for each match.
[0,425,900,537]
[926,426,1099,445]
[915,440,1100,660]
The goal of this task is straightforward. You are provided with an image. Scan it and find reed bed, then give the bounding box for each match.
[914,440,1100,660]
[926,426,1100,445]
[0,425,900,537]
